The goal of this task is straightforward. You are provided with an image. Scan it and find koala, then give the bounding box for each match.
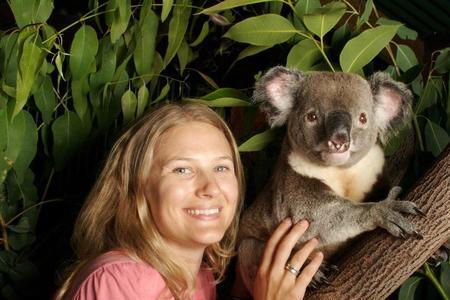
[237,66,423,293]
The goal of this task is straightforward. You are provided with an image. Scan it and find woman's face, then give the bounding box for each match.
[147,121,239,254]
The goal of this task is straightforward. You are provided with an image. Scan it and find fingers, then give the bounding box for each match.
[284,238,319,278]
[293,251,324,297]
[271,220,309,274]
[253,219,323,300]
[259,218,293,274]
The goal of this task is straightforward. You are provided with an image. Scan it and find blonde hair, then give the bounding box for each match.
[54,103,245,300]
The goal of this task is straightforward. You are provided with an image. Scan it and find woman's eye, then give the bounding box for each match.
[173,167,192,174]
[215,165,229,172]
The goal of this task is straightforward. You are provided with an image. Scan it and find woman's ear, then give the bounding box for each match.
[369,72,412,143]
[253,66,304,127]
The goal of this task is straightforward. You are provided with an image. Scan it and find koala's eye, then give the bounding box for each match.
[306,112,317,122]
[359,113,367,124]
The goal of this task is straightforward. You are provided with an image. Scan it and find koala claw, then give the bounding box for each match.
[387,186,403,200]
[413,207,426,216]
[372,199,419,239]
[310,261,337,288]
[412,230,424,240]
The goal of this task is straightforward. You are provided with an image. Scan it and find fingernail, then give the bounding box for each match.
[297,219,309,228]
[283,217,292,225]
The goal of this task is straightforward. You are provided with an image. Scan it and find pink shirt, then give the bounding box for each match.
[64,250,216,300]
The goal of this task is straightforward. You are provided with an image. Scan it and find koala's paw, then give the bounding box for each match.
[373,188,424,239]
[309,262,337,289]
[428,240,450,267]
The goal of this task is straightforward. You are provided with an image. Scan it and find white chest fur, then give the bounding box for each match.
[288,146,385,202]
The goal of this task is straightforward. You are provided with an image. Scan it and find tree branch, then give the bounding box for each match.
[306,144,450,300]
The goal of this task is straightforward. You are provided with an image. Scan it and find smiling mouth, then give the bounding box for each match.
[186,208,220,216]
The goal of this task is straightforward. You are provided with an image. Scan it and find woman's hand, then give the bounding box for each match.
[252,218,323,300]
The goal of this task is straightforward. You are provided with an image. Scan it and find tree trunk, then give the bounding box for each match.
[306,144,450,300]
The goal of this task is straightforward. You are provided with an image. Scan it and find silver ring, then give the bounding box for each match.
[285,263,300,276]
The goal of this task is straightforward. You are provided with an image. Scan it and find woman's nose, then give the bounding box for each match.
[196,171,221,198]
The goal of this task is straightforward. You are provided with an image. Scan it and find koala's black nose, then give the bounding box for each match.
[326,111,351,152]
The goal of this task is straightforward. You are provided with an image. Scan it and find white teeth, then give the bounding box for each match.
[187,208,219,216]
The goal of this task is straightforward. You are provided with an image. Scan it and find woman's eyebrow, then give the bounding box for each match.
[163,156,233,163]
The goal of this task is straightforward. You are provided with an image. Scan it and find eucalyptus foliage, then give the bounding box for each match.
[0,0,449,299]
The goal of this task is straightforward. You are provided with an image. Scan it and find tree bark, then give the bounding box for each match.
[306,144,450,300]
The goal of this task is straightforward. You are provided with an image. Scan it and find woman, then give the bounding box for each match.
[55,103,322,300]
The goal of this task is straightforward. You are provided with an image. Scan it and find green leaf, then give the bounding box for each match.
[190,21,209,47]
[435,48,450,74]
[69,25,99,80]
[184,97,251,107]
[376,18,417,40]
[383,126,410,156]
[398,276,422,300]
[137,83,149,117]
[108,0,131,43]
[90,37,116,90]
[152,83,170,104]
[134,7,158,77]
[398,64,423,84]
[9,0,32,28]
[415,77,443,114]
[238,128,278,152]
[190,68,219,89]
[51,111,89,171]
[340,25,399,73]
[161,0,174,22]
[42,24,57,51]
[295,0,321,16]
[72,78,90,120]
[149,52,164,95]
[9,0,54,28]
[32,0,54,25]
[0,251,39,288]
[396,44,418,72]
[163,0,192,68]
[201,88,249,101]
[2,82,16,98]
[33,75,55,124]
[331,23,350,48]
[303,2,347,38]
[200,0,272,14]
[177,39,194,74]
[360,0,373,23]
[55,52,65,81]
[227,45,271,73]
[121,89,137,123]
[440,262,450,297]
[268,1,283,14]
[235,45,271,63]
[8,230,34,250]
[0,32,19,84]
[223,14,297,46]
[14,36,45,118]
[287,38,321,71]
[424,120,450,157]
[0,111,37,183]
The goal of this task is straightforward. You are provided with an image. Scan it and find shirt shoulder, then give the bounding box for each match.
[66,250,172,300]
[194,268,216,300]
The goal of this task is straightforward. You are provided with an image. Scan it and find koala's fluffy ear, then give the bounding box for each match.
[253,66,304,127]
[370,72,412,143]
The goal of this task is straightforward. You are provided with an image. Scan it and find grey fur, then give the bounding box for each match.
[238,67,420,293]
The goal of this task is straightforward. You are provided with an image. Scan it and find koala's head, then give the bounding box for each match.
[253,66,412,167]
